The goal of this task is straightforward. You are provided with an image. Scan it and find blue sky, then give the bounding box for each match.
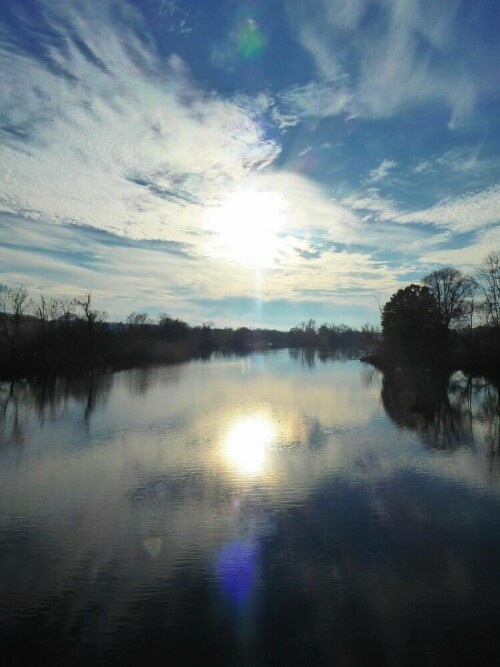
[1,0,499,328]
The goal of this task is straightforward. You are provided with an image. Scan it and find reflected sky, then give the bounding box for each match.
[2,351,500,664]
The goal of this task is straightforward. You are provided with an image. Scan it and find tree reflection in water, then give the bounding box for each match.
[288,348,361,367]
[0,372,114,442]
[380,366,500,469]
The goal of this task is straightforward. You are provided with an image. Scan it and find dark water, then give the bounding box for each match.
[2,350,500,666]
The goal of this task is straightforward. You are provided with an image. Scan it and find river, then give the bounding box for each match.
[1,349,500,665]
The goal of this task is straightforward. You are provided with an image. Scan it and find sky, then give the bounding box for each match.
[1,0,499,329]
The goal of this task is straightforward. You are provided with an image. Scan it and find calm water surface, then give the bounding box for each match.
[2,349,500,666]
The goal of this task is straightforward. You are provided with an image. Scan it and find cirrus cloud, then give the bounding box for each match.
[0,0,279,243]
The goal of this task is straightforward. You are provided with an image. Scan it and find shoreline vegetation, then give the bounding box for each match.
[1,252,499,382]
[0,286,369,381]
[366,253,500,382]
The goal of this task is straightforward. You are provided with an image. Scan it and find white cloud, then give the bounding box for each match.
[420,225,500,267]
[342,189,401,222]
[413,147,494,177]
[245,170,359,238]
[436,148,482,173]
[287,249,405,296]
[0,215,202,318]
[0,213,405,325]
[1,156,407,320]
[321,0,370,32]
[413,160,433,175]
[272,80,351,129]
[0,0,279,243]
[366,160,397,183]
[396,185,500,232]
[341,181,500,243]
[285,0,483,123]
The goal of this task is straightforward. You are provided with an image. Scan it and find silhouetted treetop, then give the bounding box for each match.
[422,267,476,331]
[126,312,152,326]
[478,251,500,328]
[382,284,443,357]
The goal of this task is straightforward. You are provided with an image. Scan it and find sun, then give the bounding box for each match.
[205,188,287,268]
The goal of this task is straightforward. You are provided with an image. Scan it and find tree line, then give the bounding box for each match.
[0,285,369,379]
[2,250,498,379]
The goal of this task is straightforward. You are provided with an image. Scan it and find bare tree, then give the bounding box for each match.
[463,289,477,342]
[35,294,74,332]
[422,267,476,330]
[56,297,76,324]
[74,292,106,350]
[126,312,152,326]
[74,293,106,325]
[34,293,48,327]
[0,285,31,359]
[478,252,500,328]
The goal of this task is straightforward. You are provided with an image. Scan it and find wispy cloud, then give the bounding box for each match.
[0,0,279,243]
[396,185,500,232]
[413,146,494,177]
[420,225,500,267]
[366,160,397,184]
[341,189,401,222]
[156,0,198,34]
[271,80,351,129]
[413,160,433,175]
[285,0,491,124]
[0,214,204,318]
[0,205,407,326]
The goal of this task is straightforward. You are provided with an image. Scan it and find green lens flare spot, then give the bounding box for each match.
[238,19,265,59]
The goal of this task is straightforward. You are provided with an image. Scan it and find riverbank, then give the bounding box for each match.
[363,343,500,382]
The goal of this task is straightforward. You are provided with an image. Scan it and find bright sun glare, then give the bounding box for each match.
[225,415,277,475]
[206,188,287,268]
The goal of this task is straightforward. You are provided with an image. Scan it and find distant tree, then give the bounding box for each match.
[56,297,76,324]
[318,323,330,346]
[382,284,443,357]
[422,267,476,331]
[33,294,62,329]
[0,285,31,360]
[197,321,214,350]
[233,326,252,349]
[360,323,380,352]
[478,252,500,328]
[157,313,170,327]
[288,319,318,347]
[158,313,190,341]
[74,292,106,323]
[34,293,48,327]
[304,319,317,346]
[74,292,106,350]
[126,312,152,326]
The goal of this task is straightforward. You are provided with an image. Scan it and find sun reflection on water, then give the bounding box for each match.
[225,415,277,475]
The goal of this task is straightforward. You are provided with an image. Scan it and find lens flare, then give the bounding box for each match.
[237,19,265,59]
[217,539,257,607]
